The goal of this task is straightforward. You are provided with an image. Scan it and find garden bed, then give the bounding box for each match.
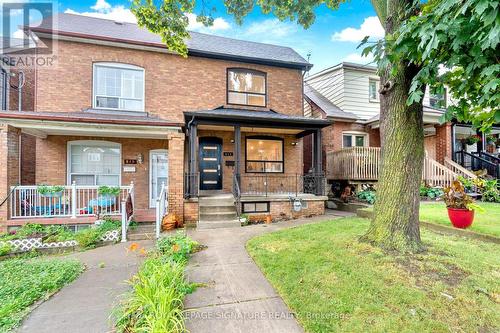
[114,232,201,333]
[247,217,500,332]
[0,256,83,332]
[0,220,122,256]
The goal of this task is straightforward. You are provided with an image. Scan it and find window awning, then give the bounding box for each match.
[0,110,183,139]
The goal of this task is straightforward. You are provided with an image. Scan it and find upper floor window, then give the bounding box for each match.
[369,79,379,102]
[429,87,447,109]
[93,63,145,112]
[227,69,266,107]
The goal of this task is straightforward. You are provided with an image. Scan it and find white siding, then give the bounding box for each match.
[306,67,345,111]
[342,68,380,120]
[305,64,451,122]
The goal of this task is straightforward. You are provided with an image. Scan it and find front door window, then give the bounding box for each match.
[199,137,223,190]
[150,150,168,208]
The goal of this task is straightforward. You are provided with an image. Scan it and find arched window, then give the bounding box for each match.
[227,68,266,107]
[93,62,145,112]
[67,140,121,185]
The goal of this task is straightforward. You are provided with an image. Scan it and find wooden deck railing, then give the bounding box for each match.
[444,157,478,180]
[327,147,468,187]
[327,147,381,180]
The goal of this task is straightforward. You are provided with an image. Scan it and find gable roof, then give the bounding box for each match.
[307,61,377,81]
[304,83,357,121]
[28,13,311,70]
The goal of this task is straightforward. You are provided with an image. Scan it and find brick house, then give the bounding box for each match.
[303,62,500,190]
[0,13,330,233]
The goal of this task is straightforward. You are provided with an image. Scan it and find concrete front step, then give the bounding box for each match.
[197,220,241,229]
[129,226,155,234]
[199,211,237,221]
[198,198,235,207]
[199,205,237,214]
[127,233,155,241]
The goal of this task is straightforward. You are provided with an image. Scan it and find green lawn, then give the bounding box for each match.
[0,257,83,332]
[362,202,500,238]
[247,218,500,333]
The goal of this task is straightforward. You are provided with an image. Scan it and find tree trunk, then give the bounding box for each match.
[361,0,425,252]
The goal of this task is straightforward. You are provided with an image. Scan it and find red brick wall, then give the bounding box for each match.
[435,123,453,163]
[196,129,303,193]
[9,68,35,111]
[34,136,168,210]
[34,39,304,120]
[20,133,36,185]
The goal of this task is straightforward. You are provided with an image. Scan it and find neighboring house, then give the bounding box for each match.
[303,62,500,188]
[0,13,330,233]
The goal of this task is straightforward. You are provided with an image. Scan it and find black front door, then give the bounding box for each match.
[199,137,223,190]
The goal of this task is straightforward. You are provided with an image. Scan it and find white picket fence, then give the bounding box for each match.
[0,229,120,253]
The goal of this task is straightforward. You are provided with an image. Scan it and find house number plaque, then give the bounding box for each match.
[223,152,233,157]
[124,159,137,164]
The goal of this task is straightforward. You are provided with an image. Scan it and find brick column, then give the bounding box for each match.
[0,125,20,232]
[435,123,453,164]
[167,133,185,224]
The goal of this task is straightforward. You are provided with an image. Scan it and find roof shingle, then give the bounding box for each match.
[30,13,311,70]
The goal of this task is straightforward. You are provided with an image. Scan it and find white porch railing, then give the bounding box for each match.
[9,182,133,219]
[155,182,168,239]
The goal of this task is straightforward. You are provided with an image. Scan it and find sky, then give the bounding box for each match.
[2,0,384,74]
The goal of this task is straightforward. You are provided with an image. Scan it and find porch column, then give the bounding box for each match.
[314,129,323,174]
[0,125,20,232]
[188,122,198,196]
[234,125,241,189]
[167,133,185,223]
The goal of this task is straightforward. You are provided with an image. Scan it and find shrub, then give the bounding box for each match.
[357,190,376,204]
[481,179,500,203]
[74,228,102,249]
[0,243,11,256]
[156,232,199,263]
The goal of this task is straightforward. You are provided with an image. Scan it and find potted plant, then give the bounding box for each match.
[97,186,121,199]
[443,180,483,229]
[462,134,482,146]
[37,185,65,198]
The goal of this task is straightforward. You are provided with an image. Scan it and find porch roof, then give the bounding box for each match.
[184,107,332,130]
[0,110,183,139]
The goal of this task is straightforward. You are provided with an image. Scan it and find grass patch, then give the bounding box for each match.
[114,233,199,333]
[362,202,500,237]
[247,217,500,333]
[0,256,83,332]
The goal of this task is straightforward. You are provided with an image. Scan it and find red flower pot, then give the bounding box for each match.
[447,208,474,229]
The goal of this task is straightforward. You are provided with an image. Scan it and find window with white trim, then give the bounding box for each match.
[369,79,379,102]
[93,63,145,111]
[227,69,266,107]
[342,132,368,148]
[68,141,121,186]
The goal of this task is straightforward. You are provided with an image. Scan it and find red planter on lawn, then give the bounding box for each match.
[447,208,475,229]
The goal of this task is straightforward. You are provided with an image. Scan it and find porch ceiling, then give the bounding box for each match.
[0,110,183,139]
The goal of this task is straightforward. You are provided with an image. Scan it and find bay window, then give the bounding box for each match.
[246,137,283,173]
[227,69,266,107]
[93,63,145,111]
[68,141,121,186]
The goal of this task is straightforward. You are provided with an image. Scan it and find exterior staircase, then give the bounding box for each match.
[198,193,240,229]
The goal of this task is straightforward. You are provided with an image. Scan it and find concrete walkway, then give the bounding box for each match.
[17,240,153,333]
[184,213,351,332]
